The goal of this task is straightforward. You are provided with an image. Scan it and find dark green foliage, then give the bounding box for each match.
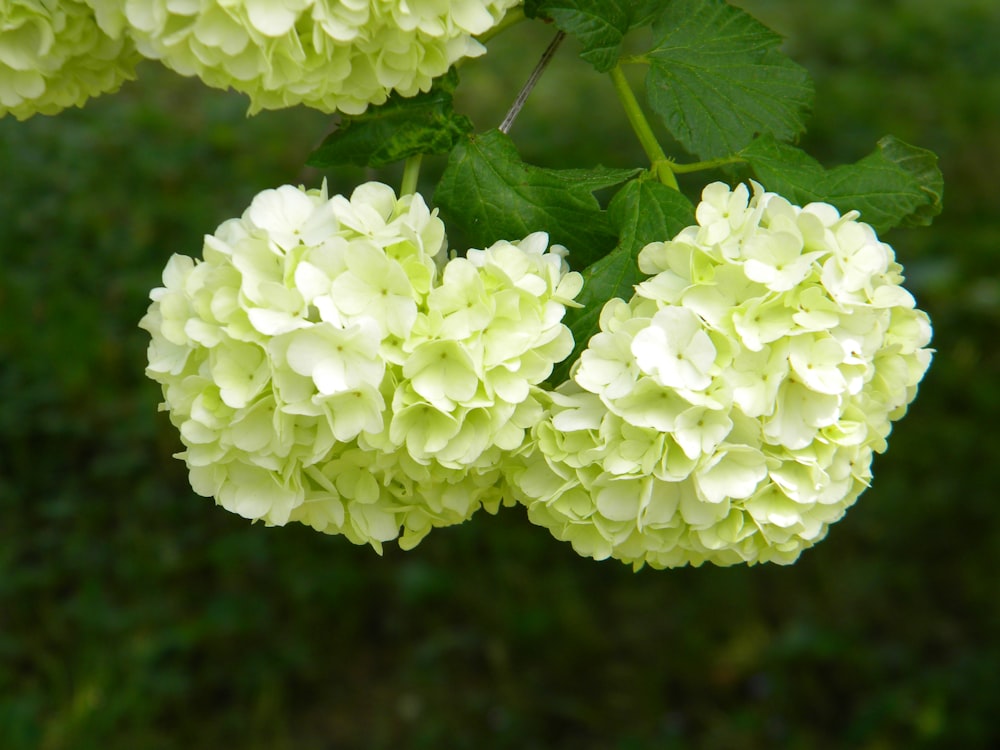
[644,0,813,159]
[741,134,943,232]
[435,129,638,265]
[307,69,473,168]
[1,2,999,748]
[532,0,816,161]
[529,0,660,72]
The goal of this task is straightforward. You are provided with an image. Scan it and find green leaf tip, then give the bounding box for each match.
[741,134,943,233]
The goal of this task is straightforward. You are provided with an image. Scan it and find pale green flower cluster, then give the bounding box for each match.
[1,0,139,119]
[86,0,521,114]
[140,182,582,551]
[506,181,932,569]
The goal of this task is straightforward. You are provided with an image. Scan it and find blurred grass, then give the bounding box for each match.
[2,1,999,747]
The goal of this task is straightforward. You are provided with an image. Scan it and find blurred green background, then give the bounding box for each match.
[2,1,998,747]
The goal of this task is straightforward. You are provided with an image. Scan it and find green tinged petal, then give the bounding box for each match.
[508,181,932,569]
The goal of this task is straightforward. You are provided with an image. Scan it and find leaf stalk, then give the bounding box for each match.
[669,154,745,174]
[609,65,678,190]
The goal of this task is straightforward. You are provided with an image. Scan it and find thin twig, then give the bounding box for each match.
[499,31,567,134]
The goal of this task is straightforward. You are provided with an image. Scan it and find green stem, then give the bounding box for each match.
[400,154,422,196]
[476,6,527,45]
[670,155,745,174]
[609,64,678,190]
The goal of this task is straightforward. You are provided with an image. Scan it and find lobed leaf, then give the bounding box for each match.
[530,0,660,72]
[434,129,639,268]
[643,0,813,160]
[741,135,944,233]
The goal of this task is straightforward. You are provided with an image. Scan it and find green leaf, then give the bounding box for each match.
[530,0,659,72]
[434,129,640,268]
[524,0,546,17]
[740,135,944,233]
[307,69,472,169]
[550,178,695,384]
[643,0,813,160]
[876,136,945,227]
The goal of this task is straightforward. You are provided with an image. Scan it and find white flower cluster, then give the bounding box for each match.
[140,182,581,551]
[86,0,521,114]
[506,182,932,569]
[1,0,139,119]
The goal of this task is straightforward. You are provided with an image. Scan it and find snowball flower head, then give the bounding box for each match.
[87,0,521,114]
[506,181,932,569]
[141,181,582,551]
[1,0,139,119]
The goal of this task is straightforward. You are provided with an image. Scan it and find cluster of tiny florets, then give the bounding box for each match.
[505,181,932,569]
[85,0,521,114]
[140,182,581,551]
[1,0,139,119]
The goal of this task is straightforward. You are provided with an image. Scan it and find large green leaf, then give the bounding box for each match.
[643,0,813,160]
[529,0,661,72]
[550,178,695,384]
[434,129,639,267]
[307,69,472,168]
[741,135,944,233]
